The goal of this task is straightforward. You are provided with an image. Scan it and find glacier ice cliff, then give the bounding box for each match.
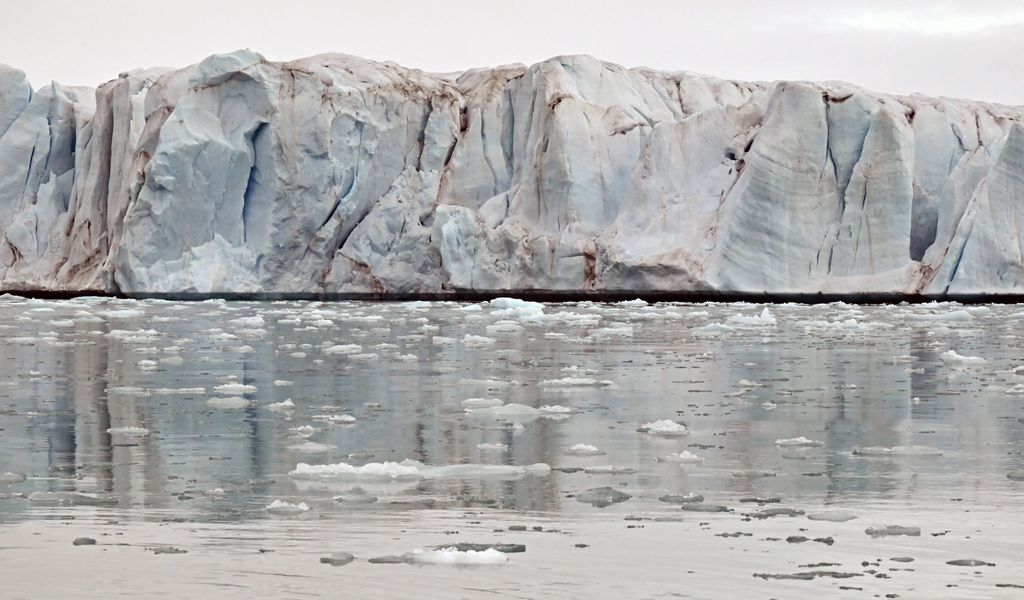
[1,50,1023,298]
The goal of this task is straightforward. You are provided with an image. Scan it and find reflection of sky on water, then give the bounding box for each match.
[2,298,1023,525]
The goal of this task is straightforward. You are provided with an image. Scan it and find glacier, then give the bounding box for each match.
[1,49,1022,298]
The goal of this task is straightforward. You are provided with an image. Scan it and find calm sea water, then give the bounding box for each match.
[1,296,1023,598]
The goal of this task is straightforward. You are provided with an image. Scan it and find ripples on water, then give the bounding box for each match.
[1,296,1023,598]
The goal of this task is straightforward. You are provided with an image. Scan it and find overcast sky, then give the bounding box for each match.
[2,0,1022,104]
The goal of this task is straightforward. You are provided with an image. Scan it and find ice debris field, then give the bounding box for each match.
[1,295,1024,598]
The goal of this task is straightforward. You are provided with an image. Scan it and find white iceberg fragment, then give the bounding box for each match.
[638,420,689,437]
[265,499,310,515]
[774,436,823,447]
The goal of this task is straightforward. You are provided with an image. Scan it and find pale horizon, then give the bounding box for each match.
[2,0,1023,104]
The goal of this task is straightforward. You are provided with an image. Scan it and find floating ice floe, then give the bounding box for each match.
[574,487,631,507]
[28,491,117,506]
[311,414,357,424]
[287,441,338,454]
[638,420,689,437]
[267,399,296,411]
[409,547,509,565]
[476,443,508,451]
[906,310,972,323]
[151,387,205,395]
[538,377,614,388]
[290,460,550,481]
[273,380,294,386]
[692,323,735,337]
[727,307,777,326]
[940,350,986,366]
[463,334,496,347]
[807,511,858,522]
[774,437,823,447]
[213,383,257,394]
[462,398,504,410]
[324,344,362,355]
[865,525,921,537]
[265,499,310,515]
[488,297,545,319]
[564,443,605,457]
[229,315,265,327]
[207,396,250,409]
[289,425,317,437]
[0,472,27,484]
[656,451,704,463]
[589,325,634,338]
[106,426,150,436]
[584,466,636,475]
[852,445,943,457]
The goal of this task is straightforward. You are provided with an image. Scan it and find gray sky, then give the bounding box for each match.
[2,0,1022,104]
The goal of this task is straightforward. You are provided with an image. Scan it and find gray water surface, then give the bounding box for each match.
[1,296,1023,598]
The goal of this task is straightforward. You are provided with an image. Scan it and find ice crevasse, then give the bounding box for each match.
[1,49,1023,297]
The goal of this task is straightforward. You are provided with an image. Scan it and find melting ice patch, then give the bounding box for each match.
[106,426,149,436]
[538,377,615,388]
[564,443,605,456]
[774,437,823,447]
[409,547,509,565]
[290,460,550,481]
[940,350,986,366]
[727,307,777,326]
[638,420,689,437]
[265,500,310,515]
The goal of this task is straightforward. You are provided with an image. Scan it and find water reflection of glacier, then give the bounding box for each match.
[2,297,1023,526]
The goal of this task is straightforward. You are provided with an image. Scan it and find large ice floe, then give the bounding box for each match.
[2,51,1024,297]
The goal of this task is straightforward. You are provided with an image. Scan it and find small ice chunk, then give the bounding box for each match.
[290,460,549,481]
[907,310,972,323]
[265,499,310,516]
[574,487,631,507]
[461,398,504,410]
[106,426,149,436]
[207,396,250,409]
[213,383,257,395]
[564,443,605,457]
[311,414,357,424]
[538,404,576,414]
[638,420,689,437]
[852,446,943,457]
[476,443,508,451]
[410,547,509,565]
[464,334,496,346]
[465,403,538,417]
[775,437,823,447]
[658,493,704,504]
[940,350,986,366]
[807,511,858,522]
[273,380,294,386]
[538,377,614,388]
[324,344,362,355]
[287,441,338,454]
[320,552,355,566]
[656,451,704,464]
[229,315,265,327]
[289,425,317,437]
[865,525,921,537]
[727,307,777,326]
[267,399,296,411]
[0,472,27,484]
